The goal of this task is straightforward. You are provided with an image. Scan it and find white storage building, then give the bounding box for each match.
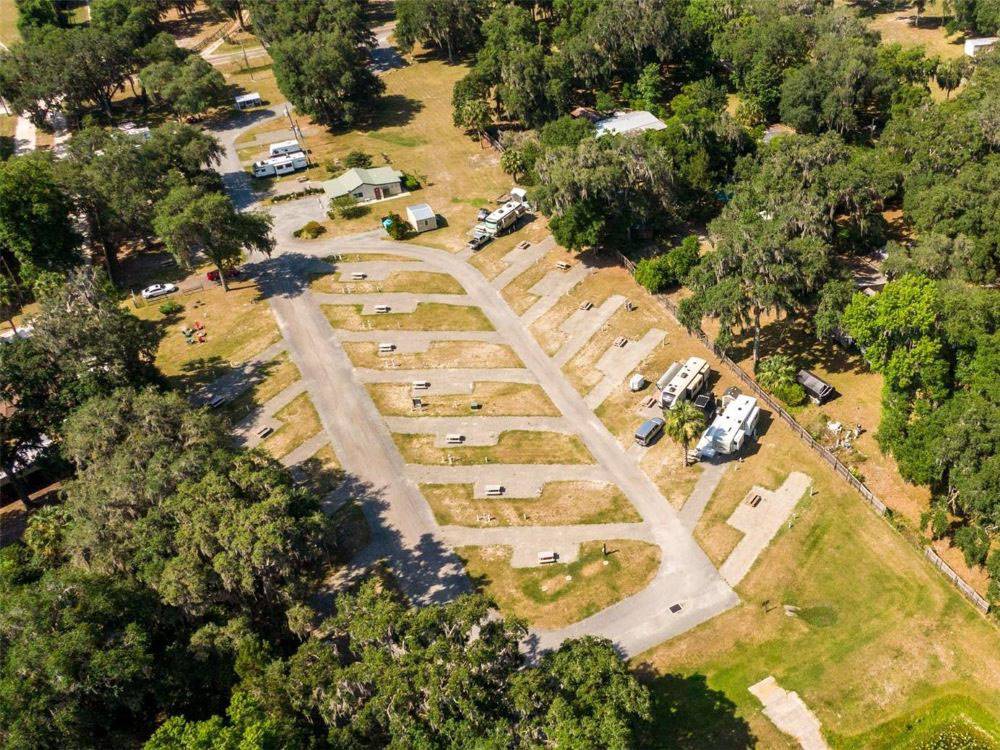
[234,92,262,110]
[406,203,437,232]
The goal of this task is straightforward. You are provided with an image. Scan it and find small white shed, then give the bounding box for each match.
[405,203,437,232]
[234,92,262,110]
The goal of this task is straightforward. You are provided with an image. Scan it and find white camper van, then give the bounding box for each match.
[659,356,710,409]
[475,201,526,237]
[696,395,760,458]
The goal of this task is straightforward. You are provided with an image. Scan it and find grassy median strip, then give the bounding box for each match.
[421,482,641,526]
[261,393,323,459]
[366,382,560,417]
[392,430,594,465]
[322,303,493,331]
[311,271,465,295]
[457,540,660,629]
[342,340,523,370]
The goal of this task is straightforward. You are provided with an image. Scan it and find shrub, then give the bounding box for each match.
[987,550,1000,605]
[954,525,990,568]
[271,187,324,203]
[634,235,701,293]
[328,195,370,220]
[401,173,421,191]
[772,380,807,407]
[343,150,373,168]
[382,212,409,240]
[158,300,184,315]
[293,221,326,239]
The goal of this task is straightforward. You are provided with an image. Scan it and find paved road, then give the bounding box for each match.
[252,233,738,655]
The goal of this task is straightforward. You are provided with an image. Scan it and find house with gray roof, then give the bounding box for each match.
[322,166,404,203]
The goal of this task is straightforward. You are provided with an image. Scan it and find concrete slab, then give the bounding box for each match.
[749,676,828,750]
[324,259,428,282]
[234,380,309,448]
[719,472,811,586]
[521,264,593,326]
[678,460,729,530]
[493,236,555,289]
[584,329,667,408]
[354,368,536,395]
[334,330,503,345]
[553,295,626,366]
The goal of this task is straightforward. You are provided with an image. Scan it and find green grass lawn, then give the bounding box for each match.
[635,432,1000,748]
[458,540,661,629]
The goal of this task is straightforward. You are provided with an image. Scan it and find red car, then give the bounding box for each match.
[207,268,241,283]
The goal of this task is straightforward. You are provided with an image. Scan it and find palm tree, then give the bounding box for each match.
[664,401,706,466]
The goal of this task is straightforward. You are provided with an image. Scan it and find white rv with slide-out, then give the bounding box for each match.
[252,151,308,178]
[658,356,710,409]
[696,395,760,458]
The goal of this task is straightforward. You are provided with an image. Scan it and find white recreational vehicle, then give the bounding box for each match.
[658,356,710,409]
[268,139,302,157]
[474,200,527,237]
[696,394,760,458]
[252,151,308,178]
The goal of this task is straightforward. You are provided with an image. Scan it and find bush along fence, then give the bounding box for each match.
[615,251,992,615]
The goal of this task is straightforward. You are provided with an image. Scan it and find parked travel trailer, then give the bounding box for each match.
[268,139,302,157]
[475,200,527,237]
[251,151,308,178]
[659,356,710,409]
[696,395,760,458]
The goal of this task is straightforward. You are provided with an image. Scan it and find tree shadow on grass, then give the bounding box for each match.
[633,668,757,749]
[355,94,425,132]
[725,313,865,377]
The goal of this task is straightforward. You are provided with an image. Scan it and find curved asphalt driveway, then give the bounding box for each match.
[256,232,738,656]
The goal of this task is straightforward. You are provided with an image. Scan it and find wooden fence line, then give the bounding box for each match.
[615,251,991,614]
[192,20,240,54]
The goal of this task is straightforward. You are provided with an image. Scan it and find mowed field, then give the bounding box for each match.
[491,231,1000,746]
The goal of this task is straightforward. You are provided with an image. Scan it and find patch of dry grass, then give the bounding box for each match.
[392,430,595,465]
[342,340,522,369]
[322,302,493,332]
[131,281,281,389]
[366,381,560,417]
[310,270,464,295]
[296,443,345,497]
[322,302,493,331]
[261,392,323,459]
[421,481,641,526]
[457,540,660,629]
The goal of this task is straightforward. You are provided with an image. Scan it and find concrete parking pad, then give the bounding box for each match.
[553,295,626,366]
[355,368,536,395]
[719,472,812,586]
[234,379,308,447]
[520,264,593,326]
[679,461,730,531]
[333,329,504,346]
[324,259,426,281]
[584,328,667,408]
[749,676,829,750]
[492,236,556,289]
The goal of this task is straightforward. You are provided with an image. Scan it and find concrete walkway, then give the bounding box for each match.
[678,460,730,530]
[438,523,653,567]
[385,416,573,446]
[492,237,555,288]
[719,472,811,586]
[13,113,36,156]
[333,329,503,345]
[749,676,829,750]
[234,380,308,448]
[352,367,535,387]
